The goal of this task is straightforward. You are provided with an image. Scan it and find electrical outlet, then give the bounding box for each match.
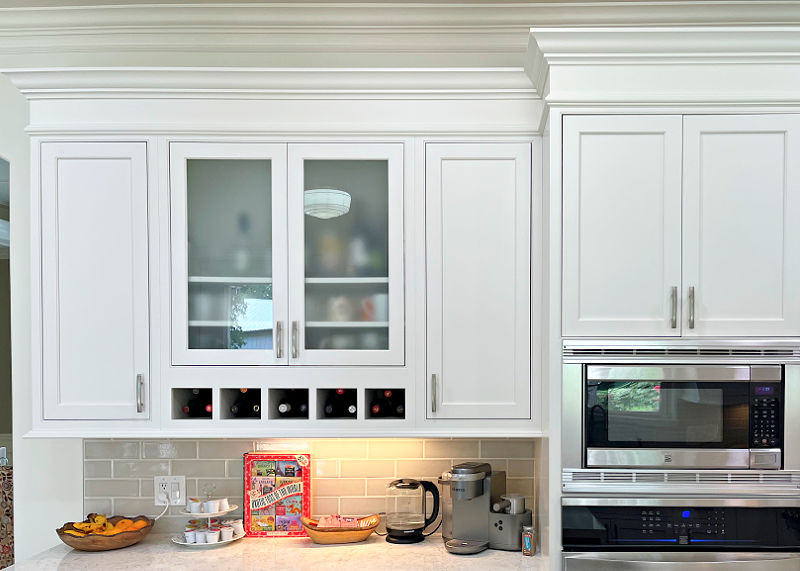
[154,475,186,506]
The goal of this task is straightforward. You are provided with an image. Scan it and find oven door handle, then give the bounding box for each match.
[564,553,800,570]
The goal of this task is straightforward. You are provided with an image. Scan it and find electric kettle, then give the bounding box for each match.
[385,478,440,544]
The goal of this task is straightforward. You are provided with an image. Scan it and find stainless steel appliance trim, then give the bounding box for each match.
[562,497,800,507]
[784,365,800,470]
[688,286,696,329]
[671,286,678,329]
[563,363,583,470]
[563,552,800,571]
[586,365,752,381]
[275,321,283,359]
[749,449,782,470]
[586,449,750,469]
[136,373,144,413]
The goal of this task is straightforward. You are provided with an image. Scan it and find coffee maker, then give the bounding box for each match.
[438,462,504,554]
[439,462,532,554]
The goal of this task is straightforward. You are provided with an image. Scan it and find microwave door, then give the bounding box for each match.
[585,368,751,469]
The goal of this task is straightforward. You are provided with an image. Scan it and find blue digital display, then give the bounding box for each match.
[755,385,774,395]
[681,510,691,518]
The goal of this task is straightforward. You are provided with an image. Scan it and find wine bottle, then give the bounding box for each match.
[369,389,404,419]
[229,388,261,419]
[181,389,212,418]
[322,389,357,419]
[276,390,308,418]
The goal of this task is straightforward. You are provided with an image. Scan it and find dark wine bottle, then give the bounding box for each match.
[181,389,212,418]
[276,390,308,418]
[322,389,357,418]
[369,389,404,419]
[230,388,261,418]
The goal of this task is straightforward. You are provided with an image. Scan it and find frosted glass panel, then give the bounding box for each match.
[186,159,273,350]
[303,160,389,350]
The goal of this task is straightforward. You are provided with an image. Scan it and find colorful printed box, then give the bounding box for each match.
[244,452,311,537]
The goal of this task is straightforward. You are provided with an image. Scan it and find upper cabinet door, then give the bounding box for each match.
[287,143,405,366]
[170,143,288,365]
[562,115,683,337]
[683,115,800,337]
[426,143,531,419]
[40,142,150,419]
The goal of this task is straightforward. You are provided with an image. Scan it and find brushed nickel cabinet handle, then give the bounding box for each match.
[136,374,144,413]
[291,321,299,359]
[670,286,678,329]
[275,321,283,359]
[431,374,438,413]
[688,286,696,329]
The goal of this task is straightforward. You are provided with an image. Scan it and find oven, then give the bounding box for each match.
[573,364,784,470]
[562,497,800,570]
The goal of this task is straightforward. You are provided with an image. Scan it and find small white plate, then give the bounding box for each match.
[179,505,239,518]
[171,532,246,548]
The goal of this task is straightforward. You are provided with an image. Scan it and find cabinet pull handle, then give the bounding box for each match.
[431,374,438,413]
[688,286,696,329]
[275,321,284,359]
[136,374,144,413]
[291,321,299,359]
[670,286,678,329]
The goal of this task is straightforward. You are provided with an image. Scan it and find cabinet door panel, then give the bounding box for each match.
[562,115,683,337]
[683,115,800,336]
[426,143,531,419]
[287,143,404,366]
[169,143,288,365]
[41,142,149,419]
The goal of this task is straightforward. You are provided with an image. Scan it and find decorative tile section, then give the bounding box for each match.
[83,438,536,533]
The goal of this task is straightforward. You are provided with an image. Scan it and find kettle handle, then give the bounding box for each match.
[420,480,440,531]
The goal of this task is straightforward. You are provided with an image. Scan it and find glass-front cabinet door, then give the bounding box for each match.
[287,143,404,365]
[170,143,288,365]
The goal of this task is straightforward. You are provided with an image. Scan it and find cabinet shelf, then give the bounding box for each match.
[189,276,273,284]
[189,320,273,329]
[304,277,389,284]
[305,321,389,328]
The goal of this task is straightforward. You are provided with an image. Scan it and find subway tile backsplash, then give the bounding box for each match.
[83,438,536,533]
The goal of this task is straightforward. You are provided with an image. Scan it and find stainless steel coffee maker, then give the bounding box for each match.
[438,462,506,554]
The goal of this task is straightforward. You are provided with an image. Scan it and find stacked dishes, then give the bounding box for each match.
[171,498,245,548]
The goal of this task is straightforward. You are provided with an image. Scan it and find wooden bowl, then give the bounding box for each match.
[56,516,154,552]
[301,514,380,545]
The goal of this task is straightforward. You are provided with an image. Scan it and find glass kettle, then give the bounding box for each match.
[385,478,440,544]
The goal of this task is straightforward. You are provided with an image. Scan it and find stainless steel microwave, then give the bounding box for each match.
[565,364,784,470]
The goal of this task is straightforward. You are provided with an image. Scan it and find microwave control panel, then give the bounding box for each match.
[750,383,783,448]
[563,506,800,550]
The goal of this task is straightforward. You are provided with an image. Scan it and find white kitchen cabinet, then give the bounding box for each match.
[40,142,150,420]
[562,115,683,337]
[563,113,800,338]
[170,142,405,367]
[682,115,800,337]
[425,143,531,419]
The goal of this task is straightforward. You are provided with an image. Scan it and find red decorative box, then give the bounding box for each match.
[243,452,311,537]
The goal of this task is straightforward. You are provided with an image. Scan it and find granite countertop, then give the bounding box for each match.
[13,533,547,570]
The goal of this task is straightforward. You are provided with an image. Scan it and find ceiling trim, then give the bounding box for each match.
[0,67,538,100]
[528,26,800,106]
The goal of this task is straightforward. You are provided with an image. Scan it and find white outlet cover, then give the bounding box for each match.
[154,475,186,506]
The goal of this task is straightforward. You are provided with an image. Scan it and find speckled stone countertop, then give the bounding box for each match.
[12,533,548,570]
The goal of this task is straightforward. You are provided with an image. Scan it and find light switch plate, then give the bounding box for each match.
[154,475,186,506]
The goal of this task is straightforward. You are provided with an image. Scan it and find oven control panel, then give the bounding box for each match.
[750,383,783,449]
[563,506,800,550]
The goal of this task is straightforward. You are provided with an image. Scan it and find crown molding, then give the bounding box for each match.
[0,66,537,100]
[528,26,800,106]
[2,3,800,68]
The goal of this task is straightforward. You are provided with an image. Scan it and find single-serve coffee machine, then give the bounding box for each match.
[438,462,532,555]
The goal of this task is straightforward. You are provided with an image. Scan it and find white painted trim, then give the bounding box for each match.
[1,67,537,100]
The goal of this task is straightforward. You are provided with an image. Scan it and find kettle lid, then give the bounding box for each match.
[388,478,421,489]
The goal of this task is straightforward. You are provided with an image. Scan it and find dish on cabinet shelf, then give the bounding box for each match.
[179,505,239,518]
[171,532,246,548]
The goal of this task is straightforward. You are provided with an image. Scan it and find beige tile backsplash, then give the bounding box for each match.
[83,438,536,533]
